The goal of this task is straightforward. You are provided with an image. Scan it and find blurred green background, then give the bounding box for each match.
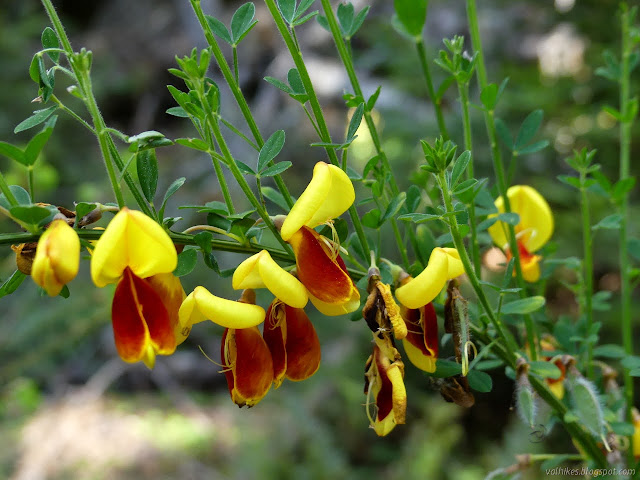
[1,0,638,479]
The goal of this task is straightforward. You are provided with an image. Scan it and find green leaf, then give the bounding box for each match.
[480,83,498,110]
[174,248,198,277]
[261,186,292,211]
[467,370,493,393]
[0,270,26,298]
[10,204,57,225]
[258,130,286,172]
[158,177,186,220]
[277,0,296,24]
[287,68,306,95]
[367,86,381,111]
[175,138,209,151]
[430,359,462,378]
[452,178,477,197]
[593,344,626,359]
[495,118,513,150]
[166,106,189,118]
[450,151,471,187]
[260,161,292,177]
[515,140,549,156]
[397,213,441,223]
[501,296,546,315]
[264,76,294,94]
[529,361,562,380]
[557,175,581,189]
[336,3,354,36]
[610,422,635,437]
[0,185,31,209]
[235,160,256,175]
[612,177,636,203]
[205,15,232,44]
[136,149,158,203]
[231,3,257,44]
[295,0,315,19]
[515,109,544,148]
[316,14,330,32]
[380,192,406,224]
[14,106,58,134]
[350,5,370,36]
[362,209,381,228]
[592,214,623,231]
[41,27,60,63]
[75,202,97,226]
[393,0,427,37]
[346,103,364,141]
[24,125,54,166]
[0,142,26,165]
[291,10,318,27]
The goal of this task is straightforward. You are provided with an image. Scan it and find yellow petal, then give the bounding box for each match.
[233,250,308,308]
[31,219,80,296]
[394,248,449,309]
[488,185,553,252]
[308,287,360,316]
[179,286,265,329]
[402,338,437,373]
[91,208,177,287]
[441,247,464,279]
[280,162,355,241]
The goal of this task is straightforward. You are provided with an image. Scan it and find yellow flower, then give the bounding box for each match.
[401,302,439,373]
[280,162,355,242]
[179,286,266,330]
[91,207,177,287]
[232,250,308,308]
[278,162,360,316]
[31,219,80,296]
[90,208,179,368]
[488,185,553,282]
[394,247,464,309]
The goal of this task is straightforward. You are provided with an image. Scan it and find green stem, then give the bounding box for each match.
[208,115,292,255]
[437,171,518,359]
[27,167,35,201]
[579,169,594,379]
[189,0,294,209]
[50,94,96,133]
[232,45,239,84]
[458,81,481,275]
[416,39,450,140]
[619,3,634,455]
[263,0,371,257]
[466,0,537,360]
[0,171,18,206]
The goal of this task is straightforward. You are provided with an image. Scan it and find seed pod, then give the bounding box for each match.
[569,375,608,448]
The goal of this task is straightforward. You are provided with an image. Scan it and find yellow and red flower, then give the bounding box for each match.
[31,219,80,296]
[221,326,274,407]
[90,208,180,368]
[488,185,553,282]
[263,300,321,388]
[401,302,439,374]
[364,337,407,436]
[279,162,359,316]
[394,247,464,309]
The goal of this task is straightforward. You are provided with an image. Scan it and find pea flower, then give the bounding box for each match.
[364,337,407,436]
[179,287,266,330]
[232,250,308,308]
[90,208,179,368]
[31,219,80,296]
[263,300,321,388]
[222,326,274,407]
[488,185,553,282]
[401,302,439,374]
[279,162,359,316]
[394,247,464,309]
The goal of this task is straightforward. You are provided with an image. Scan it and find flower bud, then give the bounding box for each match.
[31,219,80,296]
